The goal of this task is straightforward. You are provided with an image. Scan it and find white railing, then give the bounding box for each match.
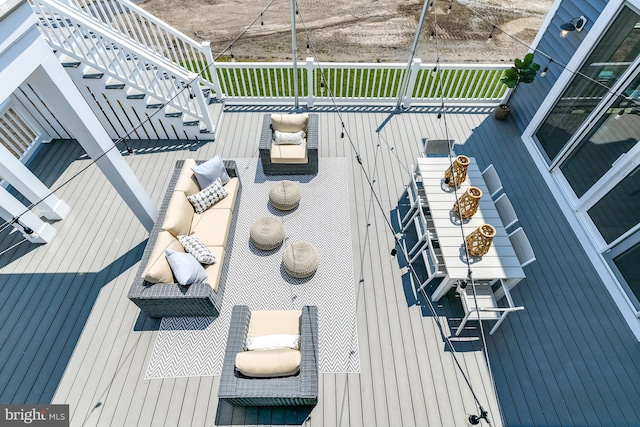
[31,0,214,129]
[216,58,510,106]
[0,99,47,162]
[64,0,221,98]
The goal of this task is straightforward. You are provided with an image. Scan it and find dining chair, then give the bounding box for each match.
[494,227,536,300]
[406,204,436,256]
[455,280,524,336]
[494,193,518,230]
[421,138,455,158]
[399,168,428,229]
[481,164,503,200]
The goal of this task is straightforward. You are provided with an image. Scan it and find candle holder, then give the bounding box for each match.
[453,186,482,219]
[465,223,496,257]
[444,155,470,188]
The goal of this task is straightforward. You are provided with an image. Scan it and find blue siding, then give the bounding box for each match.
[511,0,608,132]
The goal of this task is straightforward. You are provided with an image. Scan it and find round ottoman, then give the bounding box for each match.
[269,180,301,211]
[282,241,319,279]
[250,216,285,250]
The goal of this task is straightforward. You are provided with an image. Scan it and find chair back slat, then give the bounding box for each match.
[422,138,455,158]
[509,227,536,268]
[494,193,518,230]
[482,164,503,199]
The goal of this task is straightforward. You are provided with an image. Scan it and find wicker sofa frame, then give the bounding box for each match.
[259,113,319,175]
[128,159,240,318]
[218,305,319,406]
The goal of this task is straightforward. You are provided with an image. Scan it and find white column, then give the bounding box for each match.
[0,143,70,220]
[28,54,157,231]
[0,186,56,243]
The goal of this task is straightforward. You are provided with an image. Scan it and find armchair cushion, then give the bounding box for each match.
[235,348,301,378]
[271,143,308,164]
[274,130,305,145]
[271,113,308,133]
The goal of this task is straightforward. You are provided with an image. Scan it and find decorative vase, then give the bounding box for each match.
[465,224,497,257]
[444,155,470,188]
[454,187,483,219]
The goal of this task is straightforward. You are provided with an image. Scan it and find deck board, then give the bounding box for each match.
[2,106,640,426]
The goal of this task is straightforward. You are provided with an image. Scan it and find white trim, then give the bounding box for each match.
[528,0,565,53]
[521,0,640,340]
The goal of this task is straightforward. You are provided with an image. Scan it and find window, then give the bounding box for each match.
[535,7,640,162]
[559,73,640,198]
[611,240,640,311]
[587,165,640,244]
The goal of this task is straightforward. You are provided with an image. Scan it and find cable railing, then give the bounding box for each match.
[215,58,510,106]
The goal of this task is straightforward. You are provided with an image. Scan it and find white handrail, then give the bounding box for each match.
[35,0,221,98]
[31,0,215,129]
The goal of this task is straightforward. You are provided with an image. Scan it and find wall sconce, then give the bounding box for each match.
[560,16,587,37]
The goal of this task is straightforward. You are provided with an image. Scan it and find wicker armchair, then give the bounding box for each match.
[218,305,319,406]
[259,113,318,175]
[128,160,240,318]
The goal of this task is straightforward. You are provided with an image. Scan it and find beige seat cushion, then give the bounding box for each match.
[248,310,302,337]
[161,191,194,236]
[271,113,308,133]
[141,231,184,283]
[174,159,200,195]
[271,142,308,164]
[235,348,301,378]
[203,246,224,292]
[190,209,232,246]
[209,177,240,211]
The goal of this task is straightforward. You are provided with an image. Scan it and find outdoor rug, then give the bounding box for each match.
[146,157,360,378]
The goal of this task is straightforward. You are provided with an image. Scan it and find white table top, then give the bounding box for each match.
[416,157,525,282]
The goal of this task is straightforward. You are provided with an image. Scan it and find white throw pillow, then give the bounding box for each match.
[187,178,228,214]
[273,130,305,145]
[191,154,230,189]
[177,235,216,264]
[165,249,208,285]
[245,334,301,351]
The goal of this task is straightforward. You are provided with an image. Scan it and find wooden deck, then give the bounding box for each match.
[1,105,640,426]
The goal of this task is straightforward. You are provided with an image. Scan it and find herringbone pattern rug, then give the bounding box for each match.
[146,157,360,378]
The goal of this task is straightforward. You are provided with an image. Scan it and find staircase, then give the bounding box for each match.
[30,0,224,140]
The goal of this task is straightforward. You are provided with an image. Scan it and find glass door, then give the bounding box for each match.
[606,233,640,313]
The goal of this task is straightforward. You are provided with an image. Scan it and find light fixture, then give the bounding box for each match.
[487,25,496,42]
[540,59,552,77]
[560,16,587,38]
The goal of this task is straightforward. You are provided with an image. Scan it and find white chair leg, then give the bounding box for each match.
[490,312,509,335]
[456,313,471,336]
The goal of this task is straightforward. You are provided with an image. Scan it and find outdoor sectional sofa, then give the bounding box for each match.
[218,305,319,406]
[259,113,318,175]
[128,159,240,318]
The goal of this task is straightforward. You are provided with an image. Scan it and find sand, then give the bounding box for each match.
[137,0,552,63]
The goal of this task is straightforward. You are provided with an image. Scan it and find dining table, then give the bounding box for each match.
[414,157,525,302]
